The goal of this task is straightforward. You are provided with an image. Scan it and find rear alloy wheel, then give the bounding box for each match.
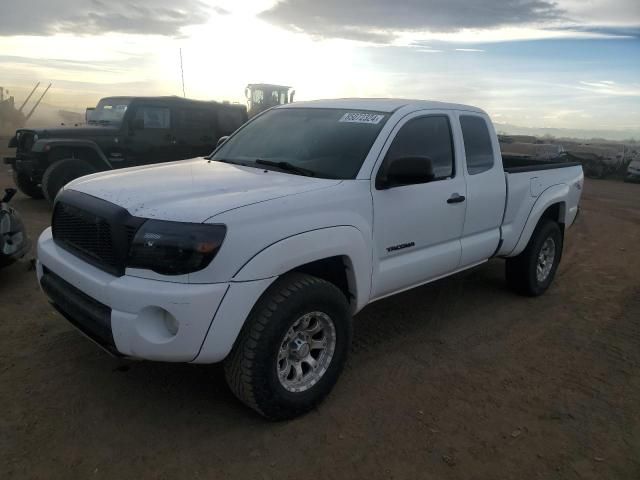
[505,219,563,296]
[42,158,96,203]
[12,169,44,199]
[224,273,352,420]
[535,237,556,284]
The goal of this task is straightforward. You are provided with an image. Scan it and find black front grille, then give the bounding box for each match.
[53,202,117,270]
[52,190,145,276]
[40,267,118,355]
[17,131,35,153]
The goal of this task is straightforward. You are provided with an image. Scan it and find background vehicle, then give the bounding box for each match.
[4,96,248,202]
[245,84,294,118]
[0,188,30,269]
[36,99,583,419]
[0,82,50,134]
[625,159,640,182]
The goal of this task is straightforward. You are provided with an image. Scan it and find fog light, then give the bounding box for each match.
[163,310,179,336]
[136,306,179,343]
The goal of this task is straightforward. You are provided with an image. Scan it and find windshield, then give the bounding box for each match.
[211,108,389,179]
[88,98,131,126]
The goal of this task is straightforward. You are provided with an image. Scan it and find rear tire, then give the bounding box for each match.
[505,219,563,296]
[42,158,96,203]
[12,169,44,199]
[224,273,352,420]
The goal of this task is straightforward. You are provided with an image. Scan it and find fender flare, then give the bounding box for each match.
[507,184,568,257]
[32,139,112,169]
[233,226,372,313]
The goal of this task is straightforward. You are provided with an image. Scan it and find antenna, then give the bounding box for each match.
[179,48,186,98]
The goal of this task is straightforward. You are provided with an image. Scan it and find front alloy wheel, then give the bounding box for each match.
[224,273,352,420]
[277,311,337,393]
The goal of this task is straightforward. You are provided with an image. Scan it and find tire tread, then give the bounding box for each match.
[224,273,349,419]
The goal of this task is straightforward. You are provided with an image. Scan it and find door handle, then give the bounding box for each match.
[447,193,466,204]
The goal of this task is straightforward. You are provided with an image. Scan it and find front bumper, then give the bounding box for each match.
[37,228,273,363]
[13,156,41,178]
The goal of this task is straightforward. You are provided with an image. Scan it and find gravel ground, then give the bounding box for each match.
[1,141,639,479]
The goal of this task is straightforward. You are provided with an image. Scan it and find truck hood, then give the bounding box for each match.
[65,158,342,222]
[25,126,119,138]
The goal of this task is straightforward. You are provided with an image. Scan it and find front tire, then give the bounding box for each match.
[505,219,563,296]
[42,158,96,203]
[224,273,352,420]
[12,169,44,199]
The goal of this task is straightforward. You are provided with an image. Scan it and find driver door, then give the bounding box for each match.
[123,104,177,165]
[371,113,467,299]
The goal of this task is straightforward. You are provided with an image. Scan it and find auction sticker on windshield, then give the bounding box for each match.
[339,112,385,124]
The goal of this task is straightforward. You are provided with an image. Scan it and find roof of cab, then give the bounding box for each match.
[100,96,246,109]
[280,98,486,114]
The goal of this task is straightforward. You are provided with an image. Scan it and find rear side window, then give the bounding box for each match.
[218,107,247,135]
[460,115,495,175]
[386,116,454,179]
[135,107,170,129]
[176,108,216,130]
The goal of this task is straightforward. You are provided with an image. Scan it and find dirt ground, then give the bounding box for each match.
[1,139,639,480]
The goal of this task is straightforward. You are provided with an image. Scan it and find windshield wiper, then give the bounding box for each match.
[255,159,316,177]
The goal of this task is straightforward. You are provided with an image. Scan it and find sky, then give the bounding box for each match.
[1,0,639,139]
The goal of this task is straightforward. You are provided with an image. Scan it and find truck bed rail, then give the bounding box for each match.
[502,155,582,174]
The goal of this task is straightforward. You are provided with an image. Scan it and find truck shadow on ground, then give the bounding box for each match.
[47,259,512,427]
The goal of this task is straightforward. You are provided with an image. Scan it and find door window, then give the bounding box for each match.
[252,89,264,104]
[135,107,170,129]
[176,108,215,130]
[385,116,454,180]
[460,115,495,175]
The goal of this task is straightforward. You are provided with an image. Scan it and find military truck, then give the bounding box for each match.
[245,84,295,118]
[4,96,247,202]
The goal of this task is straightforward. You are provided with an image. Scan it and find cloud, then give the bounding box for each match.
[0,0,214,37]
[0,54,150,74]
[212,6,230,16]
[260,0,565,42]
[455,48,485,52]
[578,81,640,97]
[550,25,640,38]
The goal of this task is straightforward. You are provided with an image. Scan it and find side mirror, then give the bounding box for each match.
[216,136,229,149]
[376,156,435,190]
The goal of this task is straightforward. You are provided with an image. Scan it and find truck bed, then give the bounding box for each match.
[497,157,583,257]
[502,155,582,173]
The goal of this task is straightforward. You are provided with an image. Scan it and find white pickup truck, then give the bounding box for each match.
[37,99,583,419]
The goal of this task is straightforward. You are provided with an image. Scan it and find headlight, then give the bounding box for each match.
[127,220,226,276]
